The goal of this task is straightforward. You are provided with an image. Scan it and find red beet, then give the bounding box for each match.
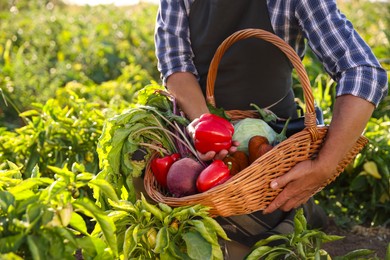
[166,157,205,197]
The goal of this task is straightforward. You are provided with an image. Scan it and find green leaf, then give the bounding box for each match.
[163,242,189,260]
[158,203,172,214]
[336,249,375,260]
[77,236,114,260]
[89,178,119,202]
[107,199,138,214]
[186,218,226,259]
[106,128,132,174]
[141,193,164,221]
[8,178,50,196]
[73,198,118,257]
[154,227,169,254]
[26,203,44,225]
[75,237,97,259]
[0,234,25,253]
[252,234,289,248]
[160,248,180,260]
[76,172,95,181]
[187,219,217,246]
[132,224,140,245]
[24,145,40,177]
[202,216,230,241]
[41,210,55,226]
[350,174,368,192]
[69,212,88,235]
[123,225,137,258]
[30,165,41,178]
[0,177,22,190]
[246,246,292,260]
[14,190,36,202]
[47,165,75,182]
[170,205,203,221]
[19,110,41,117]
[5,161,23,174]
[53,227,78,249]
[295,208,307,231]
[207,104,231,121]
[0,191,14,211]
[296,242,306,258]
[136,84,167,107]
[318,233,344,243]
[182,231,212,260]
[266,250,294,259]
[0,252,24,260]
[27,235,45,260]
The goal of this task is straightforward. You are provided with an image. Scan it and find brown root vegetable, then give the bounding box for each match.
[250,143,273,164]
[257,143,273,157]
[231,151,249,171]
[166,157,205,197]
[223,151,249,175]
[223,156,241,175]
[248,135,269,163]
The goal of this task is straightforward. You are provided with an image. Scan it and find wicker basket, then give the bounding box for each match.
[144,28,368,217]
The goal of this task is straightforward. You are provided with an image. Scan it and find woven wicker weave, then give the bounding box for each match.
[144,29,368,217]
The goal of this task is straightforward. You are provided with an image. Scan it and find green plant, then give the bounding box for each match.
[0,161,119,259]
[0,3,158,127]
[0,88,106,178]
[61,64,154,109]
[317,116,390,227]
[94,194,228,259]
[245,208,379,259]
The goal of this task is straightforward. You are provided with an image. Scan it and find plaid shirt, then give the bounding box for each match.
[155,0,388,106]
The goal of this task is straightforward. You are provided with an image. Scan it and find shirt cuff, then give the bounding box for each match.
[336,66,388,107]
[160,64,199,86]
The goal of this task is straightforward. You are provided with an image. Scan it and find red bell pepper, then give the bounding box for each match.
[151,153,180,188]
[199,113,234,133]
[194,113,234,154]
[196,160,231,192]
[170,153,181,162]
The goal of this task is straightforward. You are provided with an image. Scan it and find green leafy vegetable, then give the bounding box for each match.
[97,84,199,201]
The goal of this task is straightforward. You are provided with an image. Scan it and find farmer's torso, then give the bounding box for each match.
[189,0,297,119]
[188,0,299,247]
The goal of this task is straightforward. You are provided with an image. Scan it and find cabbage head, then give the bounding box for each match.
[232,118,277,154]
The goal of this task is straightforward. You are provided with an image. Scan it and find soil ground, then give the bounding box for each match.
[322,218,389,259]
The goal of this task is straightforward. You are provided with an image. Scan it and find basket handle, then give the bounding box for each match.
[206,28,320,141]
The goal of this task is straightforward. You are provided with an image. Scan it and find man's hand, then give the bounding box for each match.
[263,159,333,214]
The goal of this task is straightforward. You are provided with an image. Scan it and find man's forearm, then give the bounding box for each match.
[315,94,375,177]
[166,72,209,121]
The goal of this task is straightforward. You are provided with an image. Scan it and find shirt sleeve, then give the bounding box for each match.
[295,0,388,107]
[154,0,198,85]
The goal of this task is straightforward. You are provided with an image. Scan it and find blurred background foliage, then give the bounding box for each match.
[0,0,389,228]
[0,0,158,128]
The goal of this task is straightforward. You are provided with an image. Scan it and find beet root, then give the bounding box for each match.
[166,157,205,197]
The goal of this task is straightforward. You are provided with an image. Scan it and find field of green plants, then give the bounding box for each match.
[0,0,389,259]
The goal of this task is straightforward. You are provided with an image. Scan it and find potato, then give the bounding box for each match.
[166,157,205,197]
